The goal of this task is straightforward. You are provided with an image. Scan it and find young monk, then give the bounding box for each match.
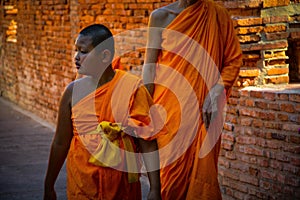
[44,24,162,200]
[143,0,242,199]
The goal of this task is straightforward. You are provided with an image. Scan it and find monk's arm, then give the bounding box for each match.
[203,6,242,129]
[217,6,242,91]
[138,138,161,200]
[44,84,73,199]
[142,9,165,96]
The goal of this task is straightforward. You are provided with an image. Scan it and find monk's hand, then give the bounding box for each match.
[147,188,162,200]
[43,187,57,200]
[202,84,225,130]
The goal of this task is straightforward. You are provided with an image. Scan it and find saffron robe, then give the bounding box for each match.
[66,70,163,200]
[153,0,242,199]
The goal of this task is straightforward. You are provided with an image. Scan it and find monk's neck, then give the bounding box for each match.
[96,66,115,88]
[178,0,199,8]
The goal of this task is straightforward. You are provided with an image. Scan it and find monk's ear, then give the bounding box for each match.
[101,49,112,63]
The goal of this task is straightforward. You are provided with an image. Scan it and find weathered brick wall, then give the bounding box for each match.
[0,0,299,199]
[220,86,300,199]
[1,0,76,122]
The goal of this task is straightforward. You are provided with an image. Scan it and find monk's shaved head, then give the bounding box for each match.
[79,24,115,56]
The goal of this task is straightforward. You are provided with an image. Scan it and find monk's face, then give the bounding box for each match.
[74,34,93,75]
[74,34,104,76]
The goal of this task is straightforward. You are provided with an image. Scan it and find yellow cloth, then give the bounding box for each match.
[87,121,139,183]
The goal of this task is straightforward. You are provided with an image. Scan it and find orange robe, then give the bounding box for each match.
[66,70,161,199]
[153,0,242,199]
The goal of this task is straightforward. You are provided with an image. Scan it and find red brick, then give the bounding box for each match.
[265,32,289,40]
[230,161,249,172]
[264,24,287,33]
[252,119,263,128]
[263,0,290,8]
[283,164,300,175]
[218,157,230,168]
[258,111,275,120]
[233,190,245,200]
[257,158,269,167]
[225,114,238,124]
[290,135,300,144]
[222,140,234,151]
[224,170,240,181]
[228,97,238,105]
[262,15,289,24]
[264,92,276,101]
[265,75,289,84]
[283,145,300,154]
[239,69,260,77]
[234,16,263,26]
[276,152,290,162]
[239,174,259,186]
[290,32,300,39]
[264,122,282,130]
[276,93,289,100]
[240,118,253,126]
[241,40,288,51]
[289,94,300,103]
[277,173,286,184]
[255,101,267,109]
[239,108,256,117]
[236,26,263,35]
[268,102,280,110]
[267,140,283,149]
[256,138,268,147]
[280,102,295,113]
[271,132,286,140]
[240,90,250,97]
[222,132,235,142]
[250,91,263,98]
[296,104,300,112]
[265,59,286,67]
[225,151,237,160]
[290,156,300,166]
[238,35,260,43]
[260,169,277,180]
[277,113,289,121]
[239,145,264,156]
[223,123,235,131]
[267,67,289,75]
[259,180,273,190]
[239,99,255,107]
[236,136,256,145]
[227,105,239,115]
[269,159,283,170]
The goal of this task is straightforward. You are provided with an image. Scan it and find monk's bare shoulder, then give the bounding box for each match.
[149,8,169,28]
[149,1,181,28]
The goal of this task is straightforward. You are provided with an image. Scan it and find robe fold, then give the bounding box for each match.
[66,69,163,200]
[153,0,242,199]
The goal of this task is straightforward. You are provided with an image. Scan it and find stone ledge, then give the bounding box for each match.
[240,84,300,94]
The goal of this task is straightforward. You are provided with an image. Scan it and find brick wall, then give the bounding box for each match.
[0,0,299,199]
[220,86,300,199]
[1,0,76,122]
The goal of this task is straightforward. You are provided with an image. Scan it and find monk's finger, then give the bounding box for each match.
[202,111,207,129]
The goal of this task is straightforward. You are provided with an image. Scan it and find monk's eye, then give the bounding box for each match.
[80,51,88,54]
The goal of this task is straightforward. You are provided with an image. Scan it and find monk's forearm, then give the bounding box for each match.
[138,139,161,190]
[142,63,156,96]
[44,142,70,189]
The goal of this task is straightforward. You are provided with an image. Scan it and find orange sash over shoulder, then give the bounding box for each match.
[153,0,242,199]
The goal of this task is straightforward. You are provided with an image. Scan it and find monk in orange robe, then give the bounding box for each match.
[44,24,163,200]
[143,0,242,199]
